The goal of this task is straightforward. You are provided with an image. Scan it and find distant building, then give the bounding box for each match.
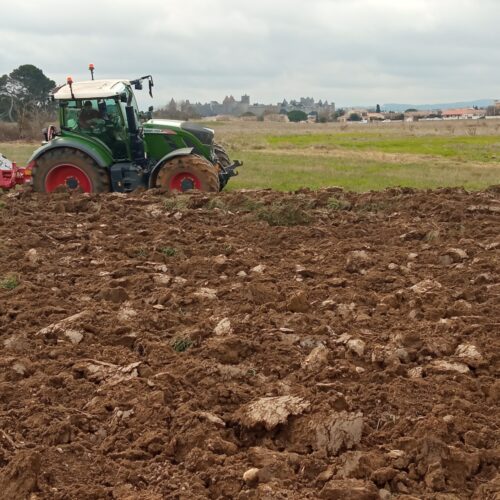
[338,109,368,122]
[404,110,436,122]
[441,108,485,119]
[188,94,335,119]
[279,99,335,120]
[367,112,385,122]
[404,108,486,121]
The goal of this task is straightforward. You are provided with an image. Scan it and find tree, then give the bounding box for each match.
[10,65,55,106]
[155,98,181,119]
[0,64,55,136]
[0,74,14,121]
[376,104,381,113]
[317,110,331,123]
[287,110,308,122]
[486,105,495,117]
[155,98,200,120]
[348,112,362,122]
[405,108,418,113]
[333,108,346,121]
[0,65,55,119]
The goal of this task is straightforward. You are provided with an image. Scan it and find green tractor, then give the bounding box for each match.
[29,72,241,193]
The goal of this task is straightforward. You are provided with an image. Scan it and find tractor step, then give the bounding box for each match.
[109,162,147,192]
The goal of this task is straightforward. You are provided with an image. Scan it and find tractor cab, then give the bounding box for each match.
[54,80,141,161]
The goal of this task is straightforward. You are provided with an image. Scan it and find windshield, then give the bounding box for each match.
[61,98,123,131]
[60,98,128,159]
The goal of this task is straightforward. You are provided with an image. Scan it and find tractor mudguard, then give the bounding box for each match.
[29,137,113,168]
[148,147,194,188]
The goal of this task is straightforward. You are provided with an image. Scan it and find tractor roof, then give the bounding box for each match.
[52,79,129,100]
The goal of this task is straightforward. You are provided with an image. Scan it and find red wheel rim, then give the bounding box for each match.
[169,173,201,192]
[45,164,92,193]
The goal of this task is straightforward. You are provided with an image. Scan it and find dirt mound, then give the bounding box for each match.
[0,187,498,499]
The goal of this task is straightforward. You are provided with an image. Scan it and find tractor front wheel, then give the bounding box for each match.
[155,155,220,193]
[33,148,110,194]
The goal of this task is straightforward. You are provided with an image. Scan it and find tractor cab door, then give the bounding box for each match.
[61,99,129,160]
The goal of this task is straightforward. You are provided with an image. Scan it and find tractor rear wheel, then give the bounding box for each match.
[155,155,220,193]
[33,148,110,194]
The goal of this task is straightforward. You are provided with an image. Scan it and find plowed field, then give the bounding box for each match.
[0,187,499,499]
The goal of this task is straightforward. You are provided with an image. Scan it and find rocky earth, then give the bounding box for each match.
[0,187,498,499]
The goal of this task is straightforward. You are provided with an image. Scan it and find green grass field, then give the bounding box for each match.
[1,120,499,191]
[0,142,37,166]
[266,133,500,162]
[219,121,500,191]
[231,150,499,191]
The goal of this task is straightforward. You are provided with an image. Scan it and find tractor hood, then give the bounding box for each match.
[144,119,214,145]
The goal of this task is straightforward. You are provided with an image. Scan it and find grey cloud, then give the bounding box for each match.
[1,0,500,107]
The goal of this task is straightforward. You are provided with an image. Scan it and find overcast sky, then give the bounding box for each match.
[1,0,499,108]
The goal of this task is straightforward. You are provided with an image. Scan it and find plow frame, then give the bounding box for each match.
[0,158,32,191]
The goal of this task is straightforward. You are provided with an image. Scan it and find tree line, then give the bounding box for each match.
[0,64,55,137]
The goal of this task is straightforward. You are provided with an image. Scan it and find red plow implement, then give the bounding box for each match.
[0,154,31,191]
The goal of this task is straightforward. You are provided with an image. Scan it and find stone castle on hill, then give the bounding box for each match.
[165,95,335,118]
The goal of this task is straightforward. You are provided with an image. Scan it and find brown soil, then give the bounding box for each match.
[0,187,498,499]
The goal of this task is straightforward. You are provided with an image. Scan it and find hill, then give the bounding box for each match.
[381,99,494,112]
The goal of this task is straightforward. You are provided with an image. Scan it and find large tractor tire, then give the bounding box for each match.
[32,148,110,194]
[155,155,220,193]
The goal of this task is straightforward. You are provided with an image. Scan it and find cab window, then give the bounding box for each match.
[61,99,128,159]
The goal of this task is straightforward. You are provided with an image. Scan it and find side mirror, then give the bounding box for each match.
[134,81,143,90]
[42,125,57,142]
